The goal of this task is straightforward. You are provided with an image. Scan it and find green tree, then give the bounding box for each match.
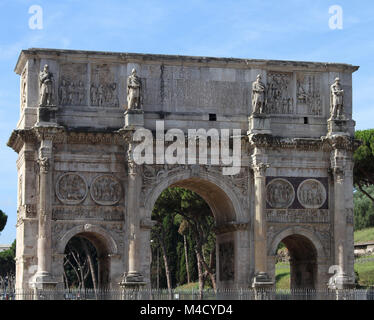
[354,129,374,203]
[0,240,16,278]
[354,185,374,230]
[0,209,8,233]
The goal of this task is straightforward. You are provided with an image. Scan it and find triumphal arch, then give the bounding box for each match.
[8,48,359,291]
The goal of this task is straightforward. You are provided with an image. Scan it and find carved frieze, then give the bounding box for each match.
[52,205,124,221]
[90,175,122,205]
[296,73,322,116]
[59,63,88,106]
[56,173,88,205]
[266,178,295,209]
[219,241,235,281]
[297,179,327,209]
[266,72,294,114]
[266,209,330,223]
[90,64,119,108]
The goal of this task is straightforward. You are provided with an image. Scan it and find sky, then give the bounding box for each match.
[0,0,373,244]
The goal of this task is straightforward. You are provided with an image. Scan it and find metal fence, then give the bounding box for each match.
[1,288,374,300]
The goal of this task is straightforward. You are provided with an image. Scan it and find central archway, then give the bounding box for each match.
[142,170,250,289]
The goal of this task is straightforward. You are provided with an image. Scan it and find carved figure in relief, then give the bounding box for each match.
[266,73,293,114]
[57,174,87,203]
[252,74,266,114]
[266,179,295,208]
[297,179,326,209]
[59,79,68,105]
[77,81,85,105]
[127,68,142,110]
[91,176,122,205]
[39,64,54,106]
[330,77,344,119]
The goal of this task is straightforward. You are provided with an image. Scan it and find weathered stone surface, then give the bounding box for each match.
[8,48,359,291]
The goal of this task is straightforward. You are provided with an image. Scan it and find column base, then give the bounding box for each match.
[124,109,144,129]
[251,272,274,289]
[328,273,355,290]
[119,272,147,290]
[29,271,57,289]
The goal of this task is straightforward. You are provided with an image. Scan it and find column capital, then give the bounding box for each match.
[252,162,269,176]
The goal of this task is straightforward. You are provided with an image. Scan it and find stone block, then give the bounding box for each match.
[248,114,272,135]
[124,109,144,129]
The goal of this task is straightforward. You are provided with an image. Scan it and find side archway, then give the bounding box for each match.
[268,226,326,289]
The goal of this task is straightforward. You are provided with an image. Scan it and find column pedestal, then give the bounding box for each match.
[124,109,144,129]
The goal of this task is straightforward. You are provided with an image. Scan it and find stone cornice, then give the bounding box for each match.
[15,48,359,75]
[7,127,125,153]
[247,133,360,152]
[322,134,361,152]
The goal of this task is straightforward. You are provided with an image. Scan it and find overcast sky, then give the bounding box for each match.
[0,0,373,244]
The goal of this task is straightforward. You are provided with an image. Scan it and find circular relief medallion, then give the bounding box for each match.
[266,178,295,209]
[297,179,326,209]
[56,173,88,205]
[90,175,122,205]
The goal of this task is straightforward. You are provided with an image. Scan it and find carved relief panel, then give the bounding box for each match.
[297,179,326,209]
[59,63,88,106]
[90,64,119,108]
[56,173,88,205]
[219,241,235,281]
[266,177,328,210]
[266,72,294,114]
[296,73,322,116]
[266,178,295,209]
[90,175,122,205]
[21,69,27,110]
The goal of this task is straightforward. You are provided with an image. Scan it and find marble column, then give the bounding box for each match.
[122,143,145,288]
[252,162,273,289]
[30,135,57,291]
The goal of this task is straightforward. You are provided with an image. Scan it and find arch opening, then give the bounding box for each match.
[148,175,241,290]
[275,234,318,290]
[63,232,111,290]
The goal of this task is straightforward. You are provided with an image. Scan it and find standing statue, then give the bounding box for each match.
[39,64,54,106]
[252,74,266,114]
[127,68,142,110]
[330,77,344,119]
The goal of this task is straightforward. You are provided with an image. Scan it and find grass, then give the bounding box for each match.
[355,260,374,288]
[354,227,374,243]
[275,262,290,289]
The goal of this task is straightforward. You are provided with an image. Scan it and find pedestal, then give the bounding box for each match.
[248,114,271,135]
[252,272,274,300]
[36,105,58,126]
[124,109,144,129]
[119,272,147,300]
[327,118,355,137]
[29,272,58,300]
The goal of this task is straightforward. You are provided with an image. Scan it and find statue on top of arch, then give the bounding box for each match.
[330,77,345,120]
[127,68,142,110]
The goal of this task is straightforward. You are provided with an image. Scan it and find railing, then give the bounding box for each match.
[1,288,374,300]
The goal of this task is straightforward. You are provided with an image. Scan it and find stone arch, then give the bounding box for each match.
[268,226,325,259]
[57,224,118,255]
[57,224,119,289]
[144,169,246,225]
[268,226,325,289]
[142,167,250,289]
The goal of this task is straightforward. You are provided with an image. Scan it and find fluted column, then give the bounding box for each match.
[252,162,273,288]
[31,130,57,291]
[123,142,145,286]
